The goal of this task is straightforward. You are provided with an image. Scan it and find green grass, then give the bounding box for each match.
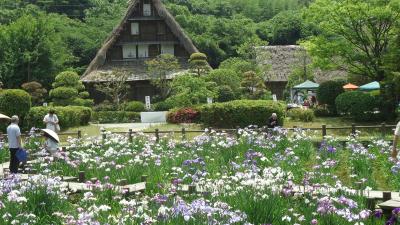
[58,116,394,142]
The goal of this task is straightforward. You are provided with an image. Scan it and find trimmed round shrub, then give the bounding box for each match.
[217,85,235,102]
[189,52,207,61]
[167,108,200,124]
[72,98,94,107]
[124,101,145,112]
[52,71,85,90]
[49,87,78,100]
[288,108,315,122]
[317,80,346,114]
[335,91,379,121]
[24,106,92,130]
[21,81,47,105]
[79,91,90,99]
[201,100,285,128]
[0,89,31,120]
[154,101,175,111]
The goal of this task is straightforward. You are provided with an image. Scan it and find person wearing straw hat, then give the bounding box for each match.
[392,121,400,159]
[7,115,22,173]
[43,109,60,133]
[42,129,59,156]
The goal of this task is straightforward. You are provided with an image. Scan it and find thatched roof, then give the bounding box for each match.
[256,45,347,83]
[82,59,189,82]
[81,0,198,81]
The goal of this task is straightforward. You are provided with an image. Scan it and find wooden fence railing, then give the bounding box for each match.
[0,123,397,143]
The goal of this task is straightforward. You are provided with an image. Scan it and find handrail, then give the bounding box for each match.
[0,123,396,141]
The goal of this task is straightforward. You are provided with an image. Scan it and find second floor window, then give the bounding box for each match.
[131,23,139,35]
[143,4,151,16]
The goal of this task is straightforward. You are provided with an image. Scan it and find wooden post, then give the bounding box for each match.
[117,179,128,186]
[188,185,196,194]
[366,198,376,210]
[141,175,148,182]
[128,129,133,143]
[77,130,82,139]
[383,191,392,201]
[351,123,356,136]
[155,129,159,142]
[322,125,327,138]
[381,122,386,138]
[181,128,186,141]
[236,126,240,139]
[78,171,86,183]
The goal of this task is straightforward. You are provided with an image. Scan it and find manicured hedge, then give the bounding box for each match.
[24,106,92,130]
[335,91,380,121]
[92,111,140,123]
[0,89,32,119]
[201,100,285,128]
[123,101,145,112]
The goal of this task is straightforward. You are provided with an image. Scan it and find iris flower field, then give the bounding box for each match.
[1,128,400,225]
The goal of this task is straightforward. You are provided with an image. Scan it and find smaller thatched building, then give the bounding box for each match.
[81,0,199,103]
[256,45,347,100]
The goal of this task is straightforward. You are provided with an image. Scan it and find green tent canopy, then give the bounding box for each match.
[293,80,320,90]
[359,81,380,91]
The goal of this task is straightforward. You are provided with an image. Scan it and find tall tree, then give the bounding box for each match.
[0,13,73,88]
[303,0,400,82]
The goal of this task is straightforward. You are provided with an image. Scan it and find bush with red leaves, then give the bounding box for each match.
[167,108,200,124]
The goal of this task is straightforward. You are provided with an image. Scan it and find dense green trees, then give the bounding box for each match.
[0,13,73,88]
[303,0,400,116]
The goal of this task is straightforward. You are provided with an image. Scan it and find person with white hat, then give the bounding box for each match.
[391,120,400,159]
[7,115,22,173]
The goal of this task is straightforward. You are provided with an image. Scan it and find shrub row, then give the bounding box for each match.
[167,108,200,124]
[92,111,140,123]
[200,100,286,128]
[335,91,380,122]
[24,106,92,130]
[288,108,315,122]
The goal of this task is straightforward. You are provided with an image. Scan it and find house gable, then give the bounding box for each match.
[82,0,198,82]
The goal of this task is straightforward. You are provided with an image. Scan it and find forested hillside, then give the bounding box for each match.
[0,0,313,88]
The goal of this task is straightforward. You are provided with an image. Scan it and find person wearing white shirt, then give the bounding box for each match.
[43,109,59,133]
[7,115,22,173]
[392,121,400,159]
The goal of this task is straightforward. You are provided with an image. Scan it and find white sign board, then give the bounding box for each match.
[207,97,213,104]
[43,102,48,107]
[272,94,277,102]
[141,112,167,123]
[145,96,151,110]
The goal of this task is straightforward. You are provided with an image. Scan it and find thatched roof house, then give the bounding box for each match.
[256,45,347,99]
[81,0,199,102]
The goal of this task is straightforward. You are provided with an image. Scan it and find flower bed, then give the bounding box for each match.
[1,128,399,224]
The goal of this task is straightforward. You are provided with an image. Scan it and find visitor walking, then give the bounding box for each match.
[392,121,400,159]
[267,113,279,129]
[7,115,22,173]
[43,109,60,133]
